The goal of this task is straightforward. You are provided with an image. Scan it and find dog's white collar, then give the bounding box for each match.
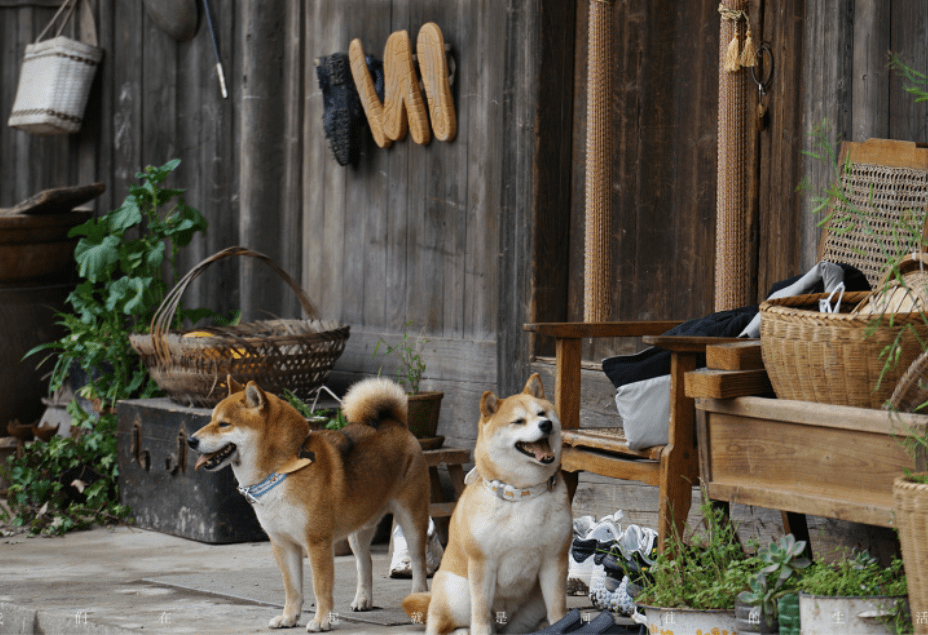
[465,467,558,502]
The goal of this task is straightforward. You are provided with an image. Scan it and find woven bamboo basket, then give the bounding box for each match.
[7,0,104,135]
[760,291,928,409]
[130,247,349,408]
[893,476,928,635]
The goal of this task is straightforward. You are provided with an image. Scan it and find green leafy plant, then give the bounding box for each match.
[634,492,761,610]
[372,321,431,395]
[800,550,906,597]
[739,534,810,620]
[800,550,910,635]
[3,159,219,535]
[282,389,348,431]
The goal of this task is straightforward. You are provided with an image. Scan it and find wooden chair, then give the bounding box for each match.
[523,322,740,551]
[526,138,928,553]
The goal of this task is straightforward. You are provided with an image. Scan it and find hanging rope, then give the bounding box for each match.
[584,0,615,322]
[715,0,752,312]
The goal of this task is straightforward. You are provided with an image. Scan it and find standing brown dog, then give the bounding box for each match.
[188,377,431,632]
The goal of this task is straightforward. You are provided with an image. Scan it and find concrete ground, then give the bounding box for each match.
[0,521,598,635]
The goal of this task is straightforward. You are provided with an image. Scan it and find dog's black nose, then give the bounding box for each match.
[538,419,553,434]
[187,436,199,450]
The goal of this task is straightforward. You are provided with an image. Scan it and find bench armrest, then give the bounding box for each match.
[524,321,683,339]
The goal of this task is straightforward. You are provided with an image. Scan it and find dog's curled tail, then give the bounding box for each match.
[401,593,431,622]
[341,377,408,428]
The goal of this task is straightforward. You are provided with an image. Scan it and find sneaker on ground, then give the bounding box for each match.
[589,523,658,615]
[389,518,444,578]
[567,512,623,596]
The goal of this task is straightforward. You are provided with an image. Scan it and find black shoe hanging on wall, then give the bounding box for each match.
[316,53,362,166]
[316,53,384,167]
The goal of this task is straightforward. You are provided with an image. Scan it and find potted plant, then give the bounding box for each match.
[282,388,348,431]
[1,159,219,535]
[797,550,910,635]
[736,534,810,634]
[631,493,761,634]
[373,322,443,442]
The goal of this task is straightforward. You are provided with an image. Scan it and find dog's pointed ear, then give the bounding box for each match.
[245,381,267,410]
[523,373,545,400]
[227,375,244,396]
[480,391,500,420]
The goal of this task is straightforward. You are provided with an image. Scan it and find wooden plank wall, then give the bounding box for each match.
[0,0,566,450]
[561,0,722,364]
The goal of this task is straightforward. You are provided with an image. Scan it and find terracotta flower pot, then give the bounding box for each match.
[406,391,443,439]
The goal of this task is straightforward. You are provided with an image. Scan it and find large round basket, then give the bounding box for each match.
[893,475,928,635]
[130,247,349,408]
[760,291,928,409]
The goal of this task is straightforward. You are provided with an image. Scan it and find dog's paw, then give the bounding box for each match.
[305,615,331,632]
[269,613,299,629]
[350,594,373,612]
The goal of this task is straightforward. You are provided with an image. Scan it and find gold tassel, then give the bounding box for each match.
[724,32,741,72]
[740,28,756,67]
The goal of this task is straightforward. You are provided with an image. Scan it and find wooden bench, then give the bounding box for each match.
[687,341,928,550]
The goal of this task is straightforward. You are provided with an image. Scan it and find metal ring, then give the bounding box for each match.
[751,43,774,93]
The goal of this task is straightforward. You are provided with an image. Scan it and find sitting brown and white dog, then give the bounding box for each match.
[403,374,572,635]
[187,377,431,632]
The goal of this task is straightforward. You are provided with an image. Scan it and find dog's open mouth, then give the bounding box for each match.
[515,439,556,464]
[195,443,237,471]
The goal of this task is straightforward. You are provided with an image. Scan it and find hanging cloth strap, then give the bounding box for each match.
[36,0,98,47]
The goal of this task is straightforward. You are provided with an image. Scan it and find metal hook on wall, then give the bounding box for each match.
[751,43,774,131]
[751,42,774,98]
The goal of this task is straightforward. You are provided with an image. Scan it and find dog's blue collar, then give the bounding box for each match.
[238,472,287,505]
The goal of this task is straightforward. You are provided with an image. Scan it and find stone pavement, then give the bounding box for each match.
[0,524,595,635]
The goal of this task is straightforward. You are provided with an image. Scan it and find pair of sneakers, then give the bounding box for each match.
[567,511,625,596]
[587,524,657,616]
[388,518,444,578]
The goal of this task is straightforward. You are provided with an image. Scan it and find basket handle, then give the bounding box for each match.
[149,246,322,364]
[36,0,98,46]
[852,252,928,315]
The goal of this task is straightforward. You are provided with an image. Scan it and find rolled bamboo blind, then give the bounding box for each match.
[583,0,615,322]
[715,0,752,311]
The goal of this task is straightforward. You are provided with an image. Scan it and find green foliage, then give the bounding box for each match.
[800,550,906,598]
[5,159,216,535]
[634,492,762,610]
[372,321,430,395]
[739,534,810,619]
[281,389,348,431]
[799,550,910,635]
[1,404,131,535]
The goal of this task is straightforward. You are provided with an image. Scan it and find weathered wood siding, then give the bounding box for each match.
[0,0,568,450]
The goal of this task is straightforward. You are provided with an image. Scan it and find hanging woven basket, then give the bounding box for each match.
[7,0,104,135]
[130,247,350,408]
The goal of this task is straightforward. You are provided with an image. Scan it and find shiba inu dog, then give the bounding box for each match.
[187,377,431,632]
[403,374,572,635]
